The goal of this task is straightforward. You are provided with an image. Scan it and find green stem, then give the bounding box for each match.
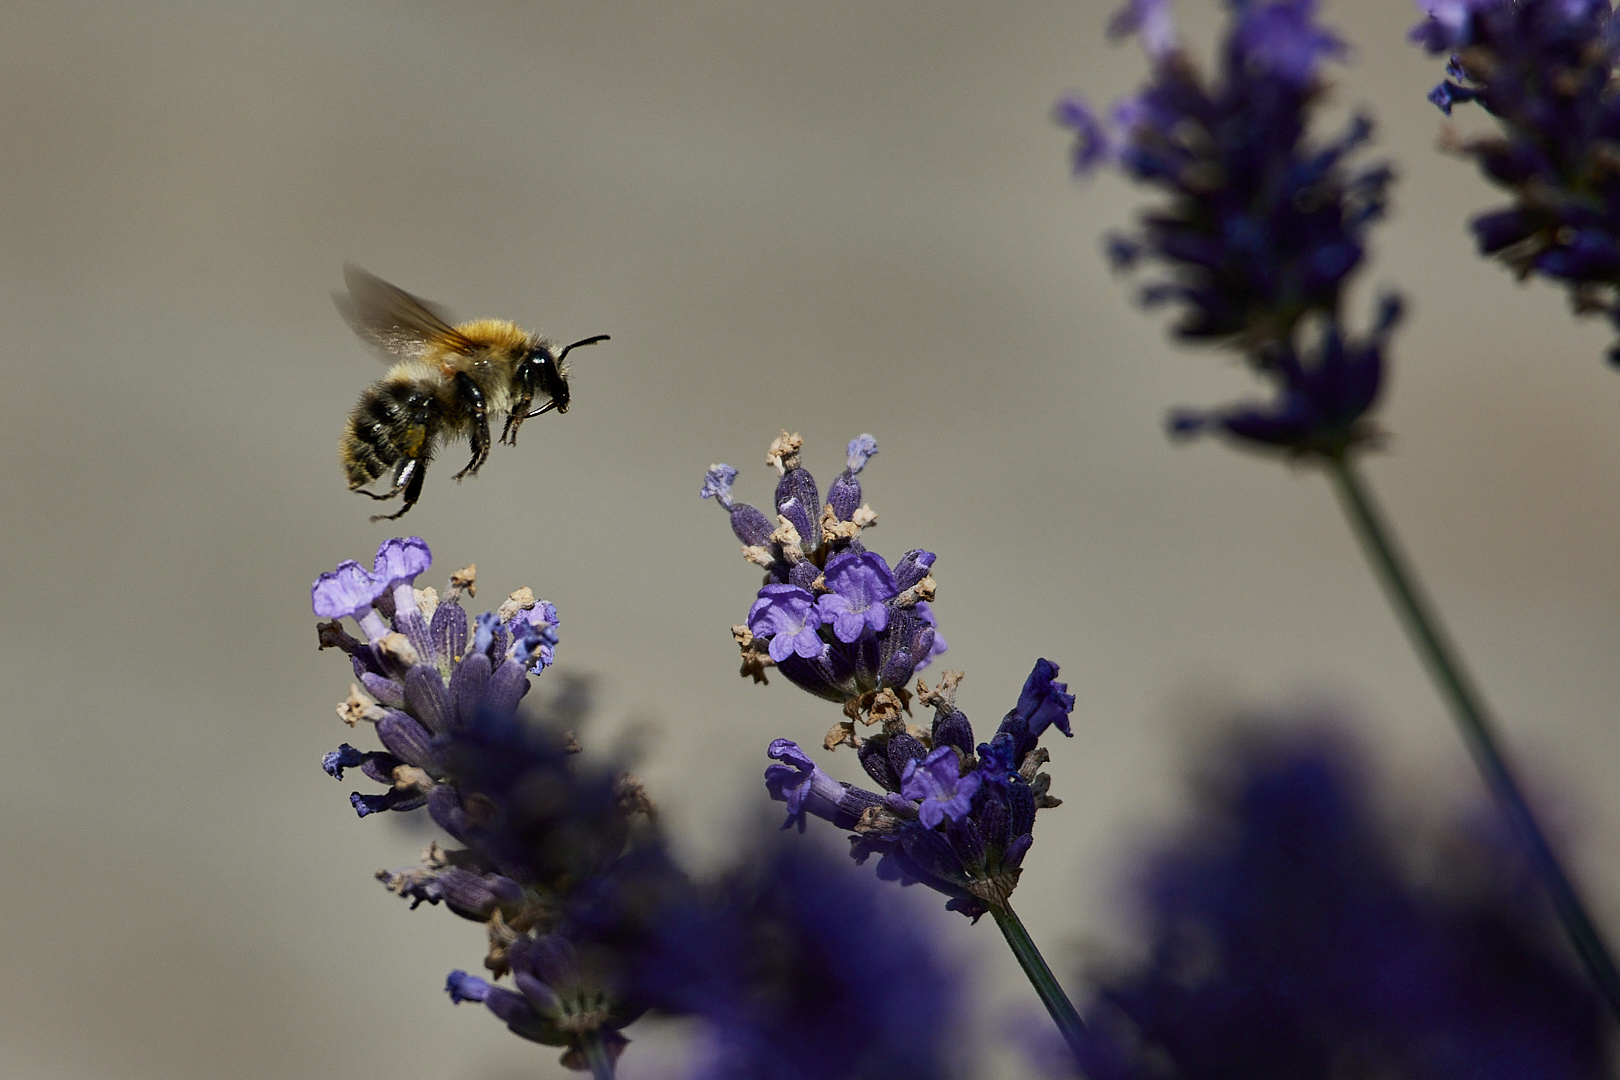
[992,902,1088,1059]
[581,1034,615,1080]
[1326,452,1620,1018]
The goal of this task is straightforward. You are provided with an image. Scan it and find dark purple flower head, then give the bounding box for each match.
[1410,0,1620,366]
[703,433,946,719]
[1067,725,1609,1080]
[764,660,1072,919]
[1011,657,1079,741]
[1063,0,1399,455]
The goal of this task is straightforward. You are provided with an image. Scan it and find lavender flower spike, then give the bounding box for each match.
[1064,0,1397,456]
[704,433,945,719]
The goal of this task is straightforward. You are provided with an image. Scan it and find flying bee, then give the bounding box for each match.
[334,265,609,521]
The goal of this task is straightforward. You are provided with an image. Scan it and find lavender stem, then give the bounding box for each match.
[992,902,1088,1059]
[1327,451,1620,1018]
[582,1033,615,1080]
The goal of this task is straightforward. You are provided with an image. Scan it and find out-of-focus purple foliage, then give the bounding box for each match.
[578,831,966,1080]
[1411,0,1620,365]
[1038,727,1610,1079]
[1058,0,1401,458]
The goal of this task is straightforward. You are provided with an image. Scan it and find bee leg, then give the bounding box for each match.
[501,367,536,446]
[370,457,427,521]
[452,373,490,481]
[354,459,409,501]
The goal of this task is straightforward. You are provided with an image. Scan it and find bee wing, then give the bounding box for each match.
[334,264,480,360]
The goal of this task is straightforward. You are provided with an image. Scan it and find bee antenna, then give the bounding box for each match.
[557,334,610,363]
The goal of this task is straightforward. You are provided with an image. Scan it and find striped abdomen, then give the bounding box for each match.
[341,379,438,489]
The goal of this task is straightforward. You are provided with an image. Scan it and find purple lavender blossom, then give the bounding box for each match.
[766,739,887,831]
[901,746,983,829]
[311,560,388,641]
[312,540,667,1070]
[1410,0,1620,365]
[1053,96,1115,175]
[1011,658,1078,741]
[817,551,899,643]
[748,584,827,661]
[1061,0,1399,458]
[702,433,946,714]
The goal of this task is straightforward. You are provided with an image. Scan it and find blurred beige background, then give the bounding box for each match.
[2,0,1617,1077]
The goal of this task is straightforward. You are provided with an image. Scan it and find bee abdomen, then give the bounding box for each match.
[341,382,430,488]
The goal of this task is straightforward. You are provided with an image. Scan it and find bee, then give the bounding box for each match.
[334,265,609,520]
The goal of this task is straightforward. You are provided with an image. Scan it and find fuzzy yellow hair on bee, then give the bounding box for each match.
[333,265,609,520]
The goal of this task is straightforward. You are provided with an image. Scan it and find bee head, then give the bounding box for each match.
[529,344,570,414]
[544,334,610,416]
